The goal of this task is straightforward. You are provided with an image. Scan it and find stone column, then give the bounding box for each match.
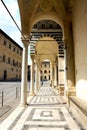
[63,41,67,93]
[20,37,29,106]
[35,62,39,92]
[38,62,41,90]
[58,55,65,96]
[50,62,53,87]
[29,55,35,96]
[65,38,76,97]
[54,62,57,88]
[57,55,59,88]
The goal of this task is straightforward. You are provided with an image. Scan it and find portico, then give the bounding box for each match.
[18,0,76,106]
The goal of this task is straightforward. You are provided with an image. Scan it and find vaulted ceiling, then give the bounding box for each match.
[18,0,73,62]
[18,0,73,36]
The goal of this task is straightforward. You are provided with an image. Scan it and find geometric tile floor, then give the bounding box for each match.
[0,83,87,130]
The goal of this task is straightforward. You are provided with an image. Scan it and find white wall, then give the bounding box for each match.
[73,0,87,101]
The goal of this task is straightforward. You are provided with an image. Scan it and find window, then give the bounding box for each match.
[3,55,5,62]
[9,44,11,49]
[40,70,42,74]
[13,59,15,66]
[8,57,10,64]
[13,47,15,52]
[44,70,47,73]
[4,40,6,46]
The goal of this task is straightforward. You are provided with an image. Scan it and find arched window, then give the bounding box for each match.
[8,57,10,64]
[13,59,15,66]
[44,70,47,73]
[3,70,7,80]
[3,55,5,62]
[4,40,6,46]
[40,70,42,74]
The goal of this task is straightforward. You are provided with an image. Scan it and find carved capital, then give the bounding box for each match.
[21,36,30,47]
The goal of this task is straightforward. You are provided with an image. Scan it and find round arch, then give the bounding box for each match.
[30,13,64,37]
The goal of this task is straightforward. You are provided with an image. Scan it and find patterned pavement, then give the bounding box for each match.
[0,82,87,130]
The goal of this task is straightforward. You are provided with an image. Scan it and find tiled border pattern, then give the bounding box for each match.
[22,124,70,130]
[66,107,86,130]
[27,108,66,121]
[29,96,62,106]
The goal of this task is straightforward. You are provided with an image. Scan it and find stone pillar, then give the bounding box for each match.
[54,62,57,88]
[35,62,39,92]
[63,41,67,93]
[57,55,58,87]
[50,62,53,87]
[58,54,65,96]
[29,55,35,96]
[20,37,29,106]
[38,62,41,89]
[38,68,41,89]
[65,38,76,97]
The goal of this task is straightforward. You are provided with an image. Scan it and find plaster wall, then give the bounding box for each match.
[73,0,87,101]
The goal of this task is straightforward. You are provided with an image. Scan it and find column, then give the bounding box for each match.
[63,36,76,98]
[38,62,41,90]
[29,55,35,96]
[35,62,39,92]
[63,41,67,93]
[54,62,57,88]
[58,56,65,96]
[38,68,41,89]
[57,55,59,87]
[20,37,29,106]
[50,62,53,87]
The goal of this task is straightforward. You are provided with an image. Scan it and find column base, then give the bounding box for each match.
[66,87,76,106]
[19,102,28,107]
[29,91,36,96]
[66,87,76,96]
[59,86,65,96]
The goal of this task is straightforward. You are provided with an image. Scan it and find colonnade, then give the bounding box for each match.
[20,37,76,106]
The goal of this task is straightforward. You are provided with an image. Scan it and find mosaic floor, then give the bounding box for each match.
[0,83,87,130]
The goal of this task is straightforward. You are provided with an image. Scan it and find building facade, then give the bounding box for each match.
[40,61,50,81]
[0,29,23,81]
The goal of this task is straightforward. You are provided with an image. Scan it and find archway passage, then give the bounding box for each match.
[30,20,64,58]
[18,0,75,107]
[29,19,65,96]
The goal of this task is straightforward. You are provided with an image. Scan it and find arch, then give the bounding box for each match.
[30,13,64,36]
[35,36,58,63]
[3,70,7,80]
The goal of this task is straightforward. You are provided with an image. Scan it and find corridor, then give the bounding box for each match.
[0,82,86,130]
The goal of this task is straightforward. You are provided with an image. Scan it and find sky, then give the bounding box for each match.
[0,0,31,64]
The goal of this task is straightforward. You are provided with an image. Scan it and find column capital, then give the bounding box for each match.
[21,36,30,47]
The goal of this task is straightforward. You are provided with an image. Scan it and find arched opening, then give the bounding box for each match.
[3,70,7,80]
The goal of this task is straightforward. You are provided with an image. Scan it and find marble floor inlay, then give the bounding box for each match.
[0,82,87,130]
